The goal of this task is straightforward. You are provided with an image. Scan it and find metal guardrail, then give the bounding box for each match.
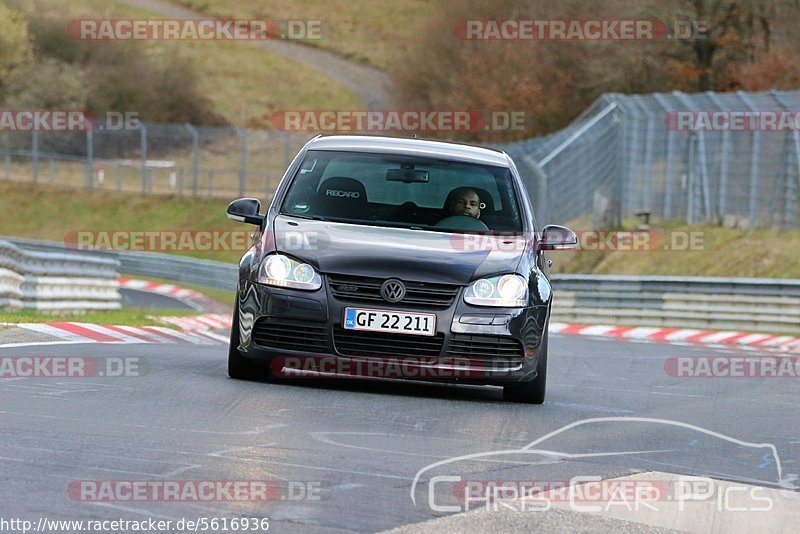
[551,274,800,334]
[3,236,798,334]
[0,239,121,312]
[4,237,238,292]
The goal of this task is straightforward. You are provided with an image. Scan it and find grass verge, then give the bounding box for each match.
[170,0,439,70]
[35,0,362,127]
[552,220,800,279]
[1,182,799,278]
[0,181,244,264]
[0,308,196,326]
[128,274,236,308]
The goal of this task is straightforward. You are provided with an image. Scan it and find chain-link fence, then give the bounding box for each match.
[0,123,314,198]
[2,90,799,229]
[499,90,800,229]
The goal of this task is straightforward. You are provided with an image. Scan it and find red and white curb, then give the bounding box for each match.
[155,313,231,332]
[117,278,205,299]
[10,322,224,346]
[550,322,800,353]
[117,277,228,312]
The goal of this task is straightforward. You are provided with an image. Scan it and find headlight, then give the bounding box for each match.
[259,254,321,290]
[464,274,528,307]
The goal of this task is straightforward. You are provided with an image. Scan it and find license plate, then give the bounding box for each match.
[343,307,436,336]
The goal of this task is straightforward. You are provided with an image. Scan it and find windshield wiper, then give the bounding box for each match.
[284,213,328,222]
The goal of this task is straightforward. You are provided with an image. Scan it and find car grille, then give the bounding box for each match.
[252,318,328,352]
[332,327,445,358]
[445,334,525,368]
[328,274,460,308]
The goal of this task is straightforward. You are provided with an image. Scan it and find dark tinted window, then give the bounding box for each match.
[281,150,523,232]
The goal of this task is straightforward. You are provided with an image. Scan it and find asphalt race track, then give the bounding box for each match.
[0,334,798,532]
[119,289,195,311]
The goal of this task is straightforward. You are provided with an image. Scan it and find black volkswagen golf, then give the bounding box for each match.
[225,135,576,403]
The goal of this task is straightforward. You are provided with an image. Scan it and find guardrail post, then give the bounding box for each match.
[139,122,148,194]
[687,133,697,224]
[674,92,711,222]
[771,91,800,228]
[85,128,94,191]
[614,102,627,227]
[706,92,730,220]
[653,93,677,220]
[737,92,762,228]
[696,132,711,219]
[642,116,655,211]
[184,123,199,197]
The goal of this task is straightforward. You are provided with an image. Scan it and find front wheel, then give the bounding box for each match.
[228,302,262,380]
[503,330,548,404]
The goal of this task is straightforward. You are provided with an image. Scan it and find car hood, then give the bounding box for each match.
[272,215,528,285]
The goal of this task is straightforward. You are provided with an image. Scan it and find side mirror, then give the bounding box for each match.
[539,224,577,250]
[227,198,264,226]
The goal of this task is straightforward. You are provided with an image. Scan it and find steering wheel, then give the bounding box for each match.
[433,215,490,231]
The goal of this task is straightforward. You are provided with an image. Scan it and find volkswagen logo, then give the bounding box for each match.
[380,279,406,303]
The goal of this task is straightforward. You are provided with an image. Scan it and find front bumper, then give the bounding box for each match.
[235,277,549,386]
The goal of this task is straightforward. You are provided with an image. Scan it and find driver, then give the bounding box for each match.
[447,187,481,219]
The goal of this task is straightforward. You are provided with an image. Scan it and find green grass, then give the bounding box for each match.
[0,308,196,326]
[2,181,799,279]
[130,274,236,307]
[115,0,365,124]
[171,0,440,70]
[32,0,362,127]
[0,181,245,263]
[552,220,800,279]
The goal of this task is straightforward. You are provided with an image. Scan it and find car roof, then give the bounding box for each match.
[305,135,511,167]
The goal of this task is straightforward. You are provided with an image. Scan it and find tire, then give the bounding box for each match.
[227,302,261,380]
[503,329,548,404]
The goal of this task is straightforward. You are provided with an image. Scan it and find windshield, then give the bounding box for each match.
[280,150,524,233]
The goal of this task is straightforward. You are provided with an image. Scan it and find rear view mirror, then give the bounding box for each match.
[227,198,264,226]
[539,224,578,250]
[386,169,429,183]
